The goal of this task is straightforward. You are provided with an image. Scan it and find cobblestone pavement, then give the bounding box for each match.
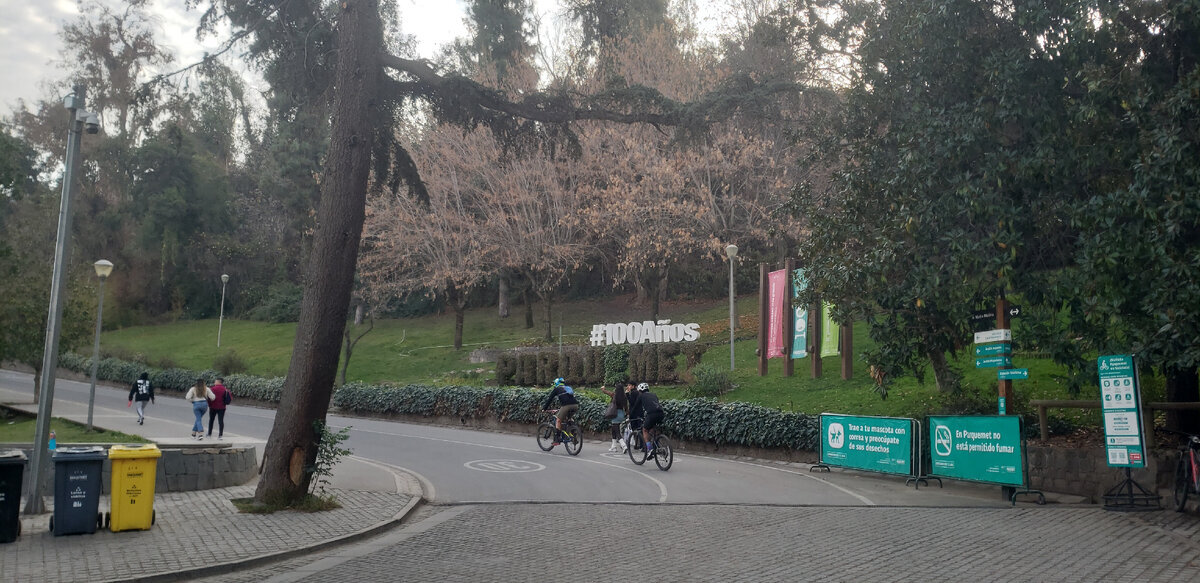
[229,503,1200,583]
[3,486,413,583]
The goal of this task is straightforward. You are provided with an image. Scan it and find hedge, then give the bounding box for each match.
[59,352,818,451]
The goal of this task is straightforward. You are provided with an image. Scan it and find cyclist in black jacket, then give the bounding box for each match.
[542,377,579,445]
[636,383,665,455]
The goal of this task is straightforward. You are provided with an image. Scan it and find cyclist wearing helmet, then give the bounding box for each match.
[543,377,579,446]
[636,383,665,455]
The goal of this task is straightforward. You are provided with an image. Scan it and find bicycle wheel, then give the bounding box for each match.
[1174,451,1191,512]
[536,422,557,451]
[653,435,674,471]
[628,432,647,465]
[565,423,583,456]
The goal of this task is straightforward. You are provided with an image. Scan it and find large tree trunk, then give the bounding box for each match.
[254,0,381,505]
[448,281,465,351]
[543,292,553,342]
[498,274,510,318]
[1165,365,1200,434]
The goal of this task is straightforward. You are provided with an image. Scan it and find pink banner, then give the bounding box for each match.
[768,269,786,358]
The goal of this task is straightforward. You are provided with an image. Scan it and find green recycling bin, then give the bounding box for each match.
[50,446,106,536]
[0,450,26,543]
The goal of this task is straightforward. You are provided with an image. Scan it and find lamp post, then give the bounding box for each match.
[27,85,99,515]
[726,244,739,371]
[86,260,113,432]
[217,273,229,347]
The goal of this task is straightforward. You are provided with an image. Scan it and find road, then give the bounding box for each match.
[6,369,1200,582]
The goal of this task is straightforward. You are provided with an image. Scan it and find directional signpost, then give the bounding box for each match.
[975,356,1012,368]
[975,343,1012,357]
[998,368,1028,380]
[973,329,1012,344]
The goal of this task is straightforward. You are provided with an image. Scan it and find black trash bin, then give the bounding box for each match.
[50,446,106,536]
[0,449,26,543]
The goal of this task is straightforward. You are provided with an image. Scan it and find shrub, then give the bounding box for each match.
[684,364,733,398]
[603,344,630,385]
[213,350,249,375]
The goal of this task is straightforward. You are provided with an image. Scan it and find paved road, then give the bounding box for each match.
[8,369,1200,582]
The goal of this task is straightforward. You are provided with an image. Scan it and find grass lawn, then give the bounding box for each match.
[0,409,148,444]
[93,293,1116,425]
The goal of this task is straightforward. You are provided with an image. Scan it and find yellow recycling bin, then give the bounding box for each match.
[107,444,161,532]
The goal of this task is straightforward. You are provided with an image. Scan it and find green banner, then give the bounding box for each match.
[820,302,839,358]
[820,414,915,477]
[791,269,808,359]
[927,416,1024,487]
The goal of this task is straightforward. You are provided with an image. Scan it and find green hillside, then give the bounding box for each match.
[95,294,1112,425]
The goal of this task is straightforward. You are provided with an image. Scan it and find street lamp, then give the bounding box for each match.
[217,273,229,347]
[27,85,98,515]
[86,260,113,432]
[726,244,739,371]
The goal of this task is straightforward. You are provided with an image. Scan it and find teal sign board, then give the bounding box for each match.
[975,356,1012,368]
[820,414,915,477]
[997,368,1028,380]
[1098,354,1146,468]
[928,416,1024,487]
[975,343,1012,357]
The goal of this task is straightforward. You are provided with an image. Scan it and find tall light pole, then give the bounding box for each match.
[726,244,739,371]
[217,273,229,347]
[27,85,99,515]
[86,259,113,432]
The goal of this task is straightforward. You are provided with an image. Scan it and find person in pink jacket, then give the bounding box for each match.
[206,377,231,439]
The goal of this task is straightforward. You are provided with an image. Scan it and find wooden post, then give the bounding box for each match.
[757,263,768,376]
[784,258,795,377]
[840,323,853,380]
[811,300,822,379]
[997,296,1012,414]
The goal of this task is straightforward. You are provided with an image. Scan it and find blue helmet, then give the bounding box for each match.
[552,377,565,389]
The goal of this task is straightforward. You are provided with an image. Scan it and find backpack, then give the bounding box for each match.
[222,389,232,406]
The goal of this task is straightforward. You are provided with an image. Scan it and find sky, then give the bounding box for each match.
[0,0,562,118]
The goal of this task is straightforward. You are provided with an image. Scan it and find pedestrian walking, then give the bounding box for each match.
[184,379,215,440]
[207,377,230,439]
[601,380,630,452]
[127,372,155,425]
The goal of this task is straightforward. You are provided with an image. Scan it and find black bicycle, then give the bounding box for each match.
[537,409,582,456]
[1173,431,1200,512]
[621,418,672,471]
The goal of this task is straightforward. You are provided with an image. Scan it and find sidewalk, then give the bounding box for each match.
[1,390,424,583]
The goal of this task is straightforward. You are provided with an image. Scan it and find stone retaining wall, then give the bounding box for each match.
[13,445,258,497]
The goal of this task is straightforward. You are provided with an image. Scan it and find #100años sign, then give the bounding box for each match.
[589,320,700,347]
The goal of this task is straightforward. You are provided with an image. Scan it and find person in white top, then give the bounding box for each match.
[184,379,216,440]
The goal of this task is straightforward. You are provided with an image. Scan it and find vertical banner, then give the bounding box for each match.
[820,301,839,358]
[767,269,786,358]
[1098,354,1147,468]
[790,269,807,359]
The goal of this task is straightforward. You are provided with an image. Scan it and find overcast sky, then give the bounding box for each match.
[0,0,521,117]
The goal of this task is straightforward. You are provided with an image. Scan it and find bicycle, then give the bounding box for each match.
[621,418,672,471]
[537,409,582,456]
[1172,430,1200,512]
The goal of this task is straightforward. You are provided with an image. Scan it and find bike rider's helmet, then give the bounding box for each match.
[552,377,566,389]
[637,382,650,392]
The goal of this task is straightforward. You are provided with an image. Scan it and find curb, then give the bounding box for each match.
[103,470,426,583]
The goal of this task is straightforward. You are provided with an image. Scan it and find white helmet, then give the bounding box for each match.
[637,383,649,392]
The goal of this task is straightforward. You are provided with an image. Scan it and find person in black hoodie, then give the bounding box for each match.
[127,372,155,425]
[636,383,665,456]
[542,377,579,446]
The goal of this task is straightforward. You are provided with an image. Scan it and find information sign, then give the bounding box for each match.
[997,368,1028,380]
[974,329,1012,344]
[819,414,915,477]
[975,356,1012,368]
[1098,354,1146,468]
[975,343,1012,357]
[927,415,1024,487]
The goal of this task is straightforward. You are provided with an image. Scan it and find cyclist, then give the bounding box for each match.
[542,377,579,446]
[626,381,644,449]
[637,383,665,456]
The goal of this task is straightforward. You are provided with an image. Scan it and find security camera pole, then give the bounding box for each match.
[25,85,92,515]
